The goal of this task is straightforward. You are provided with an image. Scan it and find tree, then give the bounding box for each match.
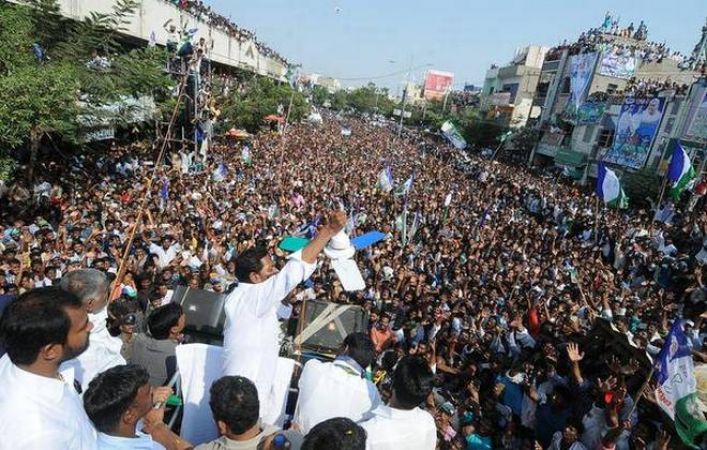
[505,126,540,160]
[0,0,172,180]
[311,85,330,107]
[219,77,308,133]
[331,90,348,111]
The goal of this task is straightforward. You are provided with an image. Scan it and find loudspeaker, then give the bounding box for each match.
[294,301,369,357]
[171,287,226,346]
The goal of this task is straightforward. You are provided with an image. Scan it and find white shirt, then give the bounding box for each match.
[295,357,381,433]
[548,432,587,450]
[360,404,436,450]
[149,243,180,269]
[222,250,315,421]
[0,355,97,450]
[96,431,165,450]
[60,307,126,391]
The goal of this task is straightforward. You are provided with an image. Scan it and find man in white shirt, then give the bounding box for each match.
[149,237,181,269]
[295,332,380,433]
[360,356,437,450]
[83,364,190,450]
[59,269,126,391]
[0,287,97,450]
[222,210,346,424]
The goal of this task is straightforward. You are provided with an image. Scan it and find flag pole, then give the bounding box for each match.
[401,200,408,246]
[594,196,600,244]
[655,175,669,215]
[627,366,656,418]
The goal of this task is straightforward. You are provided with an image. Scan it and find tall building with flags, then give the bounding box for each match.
[529,16,704,184]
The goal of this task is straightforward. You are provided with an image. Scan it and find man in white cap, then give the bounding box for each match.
[222,210,347,424]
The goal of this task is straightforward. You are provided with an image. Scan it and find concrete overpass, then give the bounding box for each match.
[9,0,289,80]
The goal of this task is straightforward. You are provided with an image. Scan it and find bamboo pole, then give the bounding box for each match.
[594,196,600,244]
[111,73,190,299]
[626,366,656,418]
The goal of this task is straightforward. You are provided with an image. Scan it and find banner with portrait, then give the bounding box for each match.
[599,48,637,79]
[576,102,607,124]
[566,53,598,114]
[603,97,666,169]
[685,85,707,141]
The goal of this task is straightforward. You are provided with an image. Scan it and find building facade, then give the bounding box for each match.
[530,19,705,182]
[480,45,549,128]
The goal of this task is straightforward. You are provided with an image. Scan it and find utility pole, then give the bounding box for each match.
[397,56,414,138]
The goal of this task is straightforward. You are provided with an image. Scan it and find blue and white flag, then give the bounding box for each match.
[395,173,415,197]
[596,163,628,208]
[377,166,393,193]
[408,210,421,242]
[654,320,698,421]
[212,162,227,182]
[668,142,696,201]
[297,216,322,239]
[159,177,169,201]
[241,146,252,165]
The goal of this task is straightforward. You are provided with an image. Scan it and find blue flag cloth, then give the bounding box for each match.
[654,319,699,422]
[297,216,322,239]
[195,124,205,144]
[160,177,169,201]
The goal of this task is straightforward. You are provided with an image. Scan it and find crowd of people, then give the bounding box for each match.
[544,15,704,74]
[161,0,289,66]
[0,113,706,449]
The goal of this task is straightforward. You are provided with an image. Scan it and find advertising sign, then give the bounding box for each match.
[603,96,666,169]
[423,70,454,101]
[567,52,598,114]
[685,85,707,141]
[599,48,637,79]
[576,102,607,124]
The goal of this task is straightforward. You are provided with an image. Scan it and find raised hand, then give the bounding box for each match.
[597,375,617,394]
[566,342,585,363]
[326,210,347,234]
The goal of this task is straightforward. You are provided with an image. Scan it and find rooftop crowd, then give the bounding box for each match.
[161,0,289,66]
[543,15,705,75]
[0,114,706,449]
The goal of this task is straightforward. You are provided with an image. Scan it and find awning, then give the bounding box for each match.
[225,128,250,139]
[264,114,285,123]
[555,148,587,167]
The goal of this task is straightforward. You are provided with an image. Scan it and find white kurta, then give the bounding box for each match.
[96,430,165,449]
[295,358,381,433]
[60,307,126,391]
[360,404,436,450]
[149,243,181,269]
[222,250,315,422]
[0,355,97,450]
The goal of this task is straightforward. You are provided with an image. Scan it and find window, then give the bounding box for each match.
[502,83,519,103]
[536,81,550,97]
[597,128,615,148]
[561,77,570,94]
[582,125,595,143]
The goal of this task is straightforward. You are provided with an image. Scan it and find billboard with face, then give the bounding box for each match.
[603,96,665,169]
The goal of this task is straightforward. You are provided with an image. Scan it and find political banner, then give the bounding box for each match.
[567,53,598,114]
[603,96,666,169]
[576,102,607,124]
[423,70,454,101]
[685,85,707,141]
[441,121,467,150]
[599,48,637,79]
